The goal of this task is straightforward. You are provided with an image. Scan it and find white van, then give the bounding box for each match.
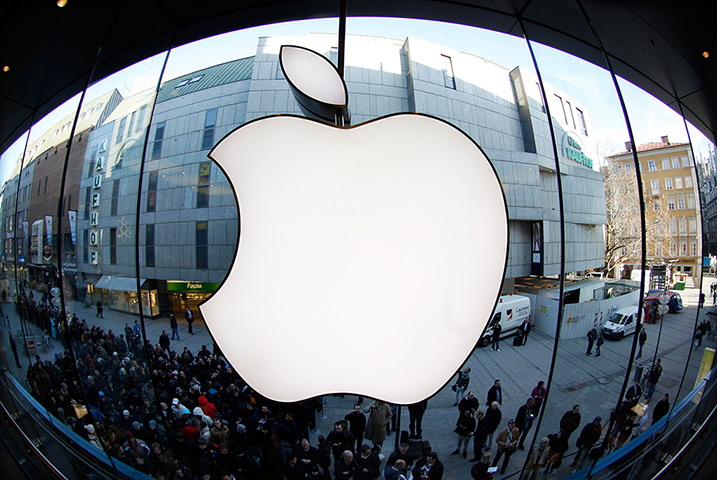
[478,294,531,347]
[602,306,640,340]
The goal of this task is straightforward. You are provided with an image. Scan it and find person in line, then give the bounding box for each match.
[453,367,471,406]
[571,416,602,469]
[451,409,475,458]
[636,327,647,359]
[492,419,520,474]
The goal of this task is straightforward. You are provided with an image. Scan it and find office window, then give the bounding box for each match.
[128,111,136,134]
[655,243,663,256]
[151,122,165,160]
[88,147,98,177]
[197,162,211,208]
[83,230,89,264]
[661,157,670,170]
[575,108,588,135]
[680,242,687,256]
[196,222,208,269]
[677,193,685,210]
[681,155,690,167]
[687,193,695,209]
[689,215,697,233]
[690,242,697,256]
[566,100,576,128]
[37,181,41,196]
[116,116,127,144]
[671,156,680,168]
[84,187,91,220]
[146,224,155,268]
[110,228,117,265]
[202,109,218,150]
[669,217,677,234]
[650,179,659,194]
[648,160,656,171]
[441,54,456,89]
[136,105,147,133]
[674,177,683,189]
[679,216,686,234]
[44,176,48,194]
[554,94,568,125]
[664,177,673,190]
[623,163,632,172]
[685,176,693,189]
[667,194,675,210]
[147,171,158,212]
[669,241,677,256]
[111,180,120,216]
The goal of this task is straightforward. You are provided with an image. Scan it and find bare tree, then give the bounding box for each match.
[602,161,671,278]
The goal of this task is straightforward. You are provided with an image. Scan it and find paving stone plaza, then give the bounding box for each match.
[1,272,711,479]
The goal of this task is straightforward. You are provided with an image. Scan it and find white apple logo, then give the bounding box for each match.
[200,45,508,404]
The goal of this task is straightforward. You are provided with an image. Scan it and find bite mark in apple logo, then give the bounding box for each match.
[200,45,508,404]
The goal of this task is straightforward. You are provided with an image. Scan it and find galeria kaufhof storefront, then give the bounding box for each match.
[0,3,715,480]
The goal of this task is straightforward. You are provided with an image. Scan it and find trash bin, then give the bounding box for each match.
[634,363,643,383]
[674,282,685,290]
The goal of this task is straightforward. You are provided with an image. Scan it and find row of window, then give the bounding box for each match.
[116,105,148,145]
[82,162,212,219]
[553,94,588,136]
[654,241,698,257]
[646,155,691,172]
[667,215,698,234]
[82,222,208,270]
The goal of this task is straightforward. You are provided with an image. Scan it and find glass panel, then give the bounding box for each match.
[136,17,341,475]
[618,77,705,411]
[342,16,553,476]
[523,3,638,476]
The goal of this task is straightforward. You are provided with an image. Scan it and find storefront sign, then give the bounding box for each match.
[562,133,593,169]
[167,281,221,293]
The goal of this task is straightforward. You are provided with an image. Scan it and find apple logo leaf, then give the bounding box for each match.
[280,45,350,124]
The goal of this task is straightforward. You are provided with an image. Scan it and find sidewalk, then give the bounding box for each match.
[0,276,713,479]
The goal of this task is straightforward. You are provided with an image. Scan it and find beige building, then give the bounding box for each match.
[606,136,700,283]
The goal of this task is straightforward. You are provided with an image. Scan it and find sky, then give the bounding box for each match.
[1,16,713,181]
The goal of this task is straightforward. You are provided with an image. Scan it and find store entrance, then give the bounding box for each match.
[169,292,212,323]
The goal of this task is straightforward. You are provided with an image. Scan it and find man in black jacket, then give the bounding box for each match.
[486,380,502,406]
[483,401,502,450]
[469,410,488,462]
[458,392,480,414]
[571,416,602,468]
[413,452,444,480]
[345,404,367,451]
[652,393,670,426]
[334,450,359,480]
[355,444,381,480]
[515,397,536,449]
[559,405,581,441]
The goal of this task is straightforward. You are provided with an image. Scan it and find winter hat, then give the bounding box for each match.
[132,421,142,430]
[172,398,179,405]
[123,410,130,417]
[193,407,203,416]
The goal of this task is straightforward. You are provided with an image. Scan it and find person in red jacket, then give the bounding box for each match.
[198,395,217,419]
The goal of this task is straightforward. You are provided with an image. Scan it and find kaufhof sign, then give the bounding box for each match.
[562,132,593,169]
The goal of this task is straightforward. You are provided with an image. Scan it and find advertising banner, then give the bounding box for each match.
[45,216,52,247]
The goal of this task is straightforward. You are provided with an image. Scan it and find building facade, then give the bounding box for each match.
[606,137,700,283]
[69,34,607,320]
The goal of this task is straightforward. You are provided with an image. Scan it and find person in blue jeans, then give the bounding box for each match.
[491,323,502,352]
[170,314,180,340]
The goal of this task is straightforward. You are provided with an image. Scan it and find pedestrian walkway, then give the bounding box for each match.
[0,275,713,480]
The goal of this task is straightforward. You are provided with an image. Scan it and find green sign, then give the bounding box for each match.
[166,281,221,293]
[563,133,593,169]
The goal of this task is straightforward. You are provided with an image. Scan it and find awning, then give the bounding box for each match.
[95,275,146,292]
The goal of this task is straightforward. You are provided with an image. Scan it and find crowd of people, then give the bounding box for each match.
[7,285,680,480]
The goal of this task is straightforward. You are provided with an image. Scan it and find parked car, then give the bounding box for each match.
[643,290,683,323]
[602,306,640,340]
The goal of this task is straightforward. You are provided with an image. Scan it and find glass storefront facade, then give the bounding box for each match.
[0,6,715,480]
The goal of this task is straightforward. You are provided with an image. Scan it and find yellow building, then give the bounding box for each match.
[606,136,700,284]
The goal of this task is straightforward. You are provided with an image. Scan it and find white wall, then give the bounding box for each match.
[524,289,641,339]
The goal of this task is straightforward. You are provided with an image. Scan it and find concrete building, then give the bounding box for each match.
[76,34,607,319]
[606,137,700,283]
